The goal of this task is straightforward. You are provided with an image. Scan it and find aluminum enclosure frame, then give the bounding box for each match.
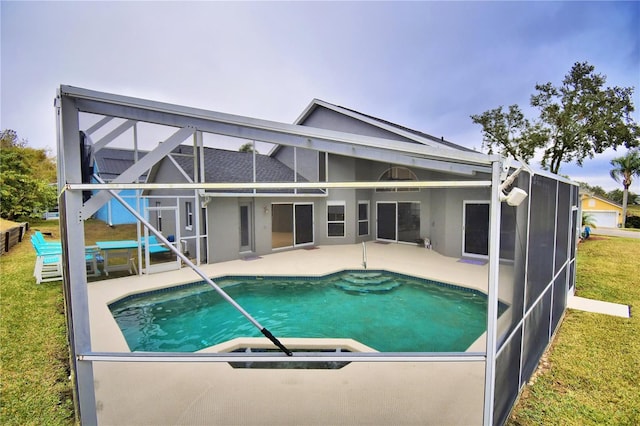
[55,85,571,426]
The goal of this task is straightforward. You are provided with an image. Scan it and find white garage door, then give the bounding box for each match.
[590,211,618,228]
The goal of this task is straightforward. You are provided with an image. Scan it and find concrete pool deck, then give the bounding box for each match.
[87,242,511,425]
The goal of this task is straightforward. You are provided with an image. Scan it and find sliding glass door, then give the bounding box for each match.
[376,202,420,243]
[272,203,313,249]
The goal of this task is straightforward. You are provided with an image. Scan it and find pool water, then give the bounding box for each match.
[109,270,504,352]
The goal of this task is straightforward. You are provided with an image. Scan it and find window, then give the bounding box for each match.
[185,201,193,229]
[318,152,327,182]
[357,201,369,236]
[377,166,419,192]
[155,201,162,232]
[327,202,345,237]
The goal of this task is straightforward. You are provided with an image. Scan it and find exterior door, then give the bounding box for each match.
[377,202,397,241]
[463,201,489,257]
[376,202,420,243]
[294,204,314,245]
[271,202,314,248]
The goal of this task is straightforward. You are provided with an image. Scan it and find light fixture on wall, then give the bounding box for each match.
[263,205,269,214]
[499,156,532,207]
[500,187,528,206]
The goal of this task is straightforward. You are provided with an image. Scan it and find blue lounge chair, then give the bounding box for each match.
[31,235,102,283]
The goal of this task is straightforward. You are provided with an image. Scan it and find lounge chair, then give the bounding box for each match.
[144,236,171,254]
[31,235,102,283]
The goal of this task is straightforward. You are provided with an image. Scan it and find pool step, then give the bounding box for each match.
[335,272,401,294]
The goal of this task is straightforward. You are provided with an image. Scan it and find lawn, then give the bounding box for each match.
[507,236,640,425]
[0,220,74,425]
[2,220,638,424]
[0,219,137,425]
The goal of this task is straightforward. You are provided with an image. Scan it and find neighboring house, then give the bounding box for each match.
[93,147,148,225]
[580,193,623,228]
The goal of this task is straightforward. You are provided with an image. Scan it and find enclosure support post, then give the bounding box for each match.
[483,160,502,426]
[57,92,98,425]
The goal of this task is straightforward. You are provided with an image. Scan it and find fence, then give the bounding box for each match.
[0,222,29,256]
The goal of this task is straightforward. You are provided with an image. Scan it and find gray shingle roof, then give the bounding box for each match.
[93,148,148,181]
[170,145,306,184]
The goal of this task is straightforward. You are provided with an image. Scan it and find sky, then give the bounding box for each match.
[1,1,639,192]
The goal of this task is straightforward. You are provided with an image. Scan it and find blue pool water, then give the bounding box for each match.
[109,270,504,353]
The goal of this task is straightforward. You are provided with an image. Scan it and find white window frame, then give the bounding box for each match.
[327,201,346,238]
[357,200,370,237]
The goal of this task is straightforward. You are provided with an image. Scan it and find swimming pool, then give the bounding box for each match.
[109,270,505,352]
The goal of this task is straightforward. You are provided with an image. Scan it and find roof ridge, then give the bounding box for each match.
[316,100,474,152]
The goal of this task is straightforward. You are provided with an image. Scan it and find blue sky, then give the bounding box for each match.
[1,1,638,192]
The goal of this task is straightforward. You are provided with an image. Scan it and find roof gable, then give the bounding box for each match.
[580,193,623,210]
[292,99,475,152]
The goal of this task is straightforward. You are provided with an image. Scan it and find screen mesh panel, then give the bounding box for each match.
[552,267,568,333]
[555,183,571,274]
[526,175,557,309]
[494,327,523,426]
[521,291,552,384]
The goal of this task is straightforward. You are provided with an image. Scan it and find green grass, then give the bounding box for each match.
[508,236,640,425]
[0,219,139,425]
[0,220,74,425]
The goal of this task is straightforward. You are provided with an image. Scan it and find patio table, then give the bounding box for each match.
[96,240,138,275]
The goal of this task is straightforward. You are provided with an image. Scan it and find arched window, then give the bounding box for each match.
[377,166,419,192]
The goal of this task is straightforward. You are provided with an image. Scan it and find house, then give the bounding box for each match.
[146,99,521,265]
[92,147,148,225]
[580,192,623,228]
[145,144,313,262]
[56,86,579,426]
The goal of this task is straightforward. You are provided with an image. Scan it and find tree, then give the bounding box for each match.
[578,182,608,198]
[609,149,640,227]
[470,105,545,162]
[531,62,639,173]
[472,62,640,174]
[238,142,257,153]
[0,129,58,220]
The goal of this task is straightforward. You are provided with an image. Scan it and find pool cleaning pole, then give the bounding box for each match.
[94,182,293,356]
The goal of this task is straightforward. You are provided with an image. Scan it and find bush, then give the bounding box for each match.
[625,215,640,229]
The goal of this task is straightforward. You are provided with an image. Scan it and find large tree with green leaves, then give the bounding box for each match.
[609,149,640,227]
[0,129,58,220]
[472,62,640,173]
[470,105,546,162]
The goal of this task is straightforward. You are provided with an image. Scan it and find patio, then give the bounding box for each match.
[87,242,513,424]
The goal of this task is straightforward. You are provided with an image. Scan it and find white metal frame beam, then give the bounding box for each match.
[60,85,496,176]
[90,119,136,153]
[68,180,492,191]
[79,126,195,219]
